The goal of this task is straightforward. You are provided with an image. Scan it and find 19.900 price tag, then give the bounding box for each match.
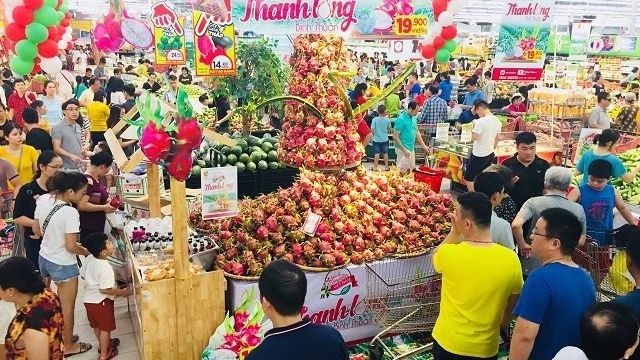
[393,15,428,36]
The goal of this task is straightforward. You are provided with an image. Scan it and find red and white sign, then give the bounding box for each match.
[491,67,544,81]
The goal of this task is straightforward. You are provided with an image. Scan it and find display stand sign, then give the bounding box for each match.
[192,2,237,77]
[574,128,602,164]
[201,166,238,220]
[492,0,553,81]
[543,64,556,84]
[460,123,473,143]
[565,63,578,88]
[435,123,450,141]
[151,2,187,65]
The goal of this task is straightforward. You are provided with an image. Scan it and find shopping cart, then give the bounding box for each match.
[572,227,633,301]
[365,252,441,360]
[0,193,15,261]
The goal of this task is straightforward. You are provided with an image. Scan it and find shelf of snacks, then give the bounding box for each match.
[528,88,592,121]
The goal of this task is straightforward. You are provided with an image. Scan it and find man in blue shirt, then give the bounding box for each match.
[438,72,453,102]
[509,208,596,360]
[393,101,429,174]
[613,225,640,319]
[461,77,485,110]
[405,73,422,100]
[246,260,348,360]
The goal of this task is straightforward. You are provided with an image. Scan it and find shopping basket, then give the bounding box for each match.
[365,251,441,360]
[414,166,445,193]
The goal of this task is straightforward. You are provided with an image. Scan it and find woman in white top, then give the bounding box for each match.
[33,171,92,357]
[38,81,63,126]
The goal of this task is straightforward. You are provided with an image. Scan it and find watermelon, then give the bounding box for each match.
[261,142,273,153]
[221,146,231,155]
[247,135,262,147]
[239,153,251,163]
[236,162,246,172]
[273,142,279,150]
[231,146,243,156]
[250,152,262,163]
[257,160,268,170]
[236,139,249,151]
[226,154,238,165]
[191,165,202,176]
[246,162,257,172]
[263,137,278,145]
[267,150,278,162]
[268,161,279,169]
[263,133,272,139]
[231,131,242,139]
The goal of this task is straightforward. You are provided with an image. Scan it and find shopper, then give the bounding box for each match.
[509,208,596,360]
[473,172,516,250]
[52,99,86,171]
[80,233,131,360]
[384,91,401,118]
[77,152,117,242]
[39,80,63,127]
[464,100,501,191]
[438,72,453,103]
[504,93,527,115]
[246,260,348,360]
[87,90,110,146]
[432,192,522,360]
[0,257,65,359]
[621,67,639,87]
[82,68,93,87]
[392,101,428,174]
[23,107,53,152]
[576,129,640,185]
[142,74,162,95]
[33,171,92,357]
[418,85,448,136]
[0,122,38,188]
[484,164,518,223]
[163,74,180,104]
[569,159,636,245]
[73,75,88,101]
[79,78,101,108]
[352,67,367,85]
[615,93,639,133]
[614,225,640,318]
[460,78,485,110]
[370,105,391,171]
[7,78,37,128]
[592,73,605,96]
[0,157,20,195]
[199,94,215,109]
[122,84,136,113]
[502,132,551,210]
[483,71,495,105]
[29,100,52,133]
[405,73,421,100]
[106,69,125,106]
[93,58,107,85]
[588,92,612,129]
[352,83,367,105]
[179,67,193,85]
[511,167,587,275]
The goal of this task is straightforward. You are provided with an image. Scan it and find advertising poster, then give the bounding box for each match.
[192,4,237,76]
[151,2,187,65]
[201,167,238,220]
[492,0,553,81]
[232,0,431,39]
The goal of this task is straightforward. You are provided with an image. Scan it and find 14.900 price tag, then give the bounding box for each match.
[393,15,428,36]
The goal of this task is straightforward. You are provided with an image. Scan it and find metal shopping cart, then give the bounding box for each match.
[365,251,441,360]
[572,227,633,301]
[0,193,15,261]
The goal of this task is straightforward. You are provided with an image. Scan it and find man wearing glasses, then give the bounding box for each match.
[51,99,85,170]
[588,92,612,129]
[509,208,596,360]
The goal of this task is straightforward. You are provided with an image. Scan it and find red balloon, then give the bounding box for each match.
[38,40,58,58]
[64,13,71,20]
[433,36,445,49]
[441,26,458,40]
[432,0,448,17]
[24,0,44,10]
[60,18,70,27]
[5,23,26,42]
[58,26,66,35]
[12,6,35,26]
[47,27,59,41]
[421,44,436,59]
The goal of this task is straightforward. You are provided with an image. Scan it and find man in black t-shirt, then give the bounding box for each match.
[23,108,53,152]
[246,260,348,360]
[501,132,550,210]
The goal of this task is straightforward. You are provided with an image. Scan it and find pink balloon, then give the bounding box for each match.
[93,23,107,39]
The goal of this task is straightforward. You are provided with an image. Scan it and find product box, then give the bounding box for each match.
[116,171,165,198]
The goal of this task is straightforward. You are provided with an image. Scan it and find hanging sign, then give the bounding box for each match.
[192,6,237,76]
[151,2,187,65]
[492,0,554,81]
[201,167,238,220]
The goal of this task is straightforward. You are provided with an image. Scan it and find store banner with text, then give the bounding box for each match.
[232,0,432,39]
[192,6,237,76]
[201,167,238,220]
[492,0,553,81]
[151,2,187,65]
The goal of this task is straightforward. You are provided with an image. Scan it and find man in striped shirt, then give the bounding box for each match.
[418,85,449,137]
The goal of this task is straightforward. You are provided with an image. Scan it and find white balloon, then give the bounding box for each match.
[62,34,72,42]
[448,0,464,15]
[430,23,442,37]
[40,56,63,75]
[4,8,13,22]
[438,11,454,26]
[58,40,67,50]
[65,27,72,35]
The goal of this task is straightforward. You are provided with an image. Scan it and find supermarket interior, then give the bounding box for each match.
[2,0,640,359]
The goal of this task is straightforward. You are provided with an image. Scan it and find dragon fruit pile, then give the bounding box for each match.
[278,34,365,169]
[190,168,454,277]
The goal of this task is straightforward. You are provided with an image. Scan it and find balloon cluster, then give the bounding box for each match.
[420,0,462,64]
[4,0,73,76]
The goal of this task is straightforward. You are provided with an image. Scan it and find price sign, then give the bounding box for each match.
[393,15,428,36]
[525,49,543,61]
[211,55,233,70]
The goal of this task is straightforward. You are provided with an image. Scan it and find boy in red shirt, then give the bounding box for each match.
[7,79,36,128]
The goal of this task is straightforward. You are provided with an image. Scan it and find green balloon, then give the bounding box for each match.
[15,40,38,60]
[443,40,457,53]
[10,57,35,76]
[34,6,59,26]
[26,22,48,44]
[58,2,69,12]
[435,48,451,64]
[44,0,57,6]
[57,11,64,21]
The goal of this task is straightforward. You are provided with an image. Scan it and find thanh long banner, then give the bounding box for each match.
[492,0,553,81]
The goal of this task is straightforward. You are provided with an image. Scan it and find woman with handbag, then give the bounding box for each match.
[77,151,117,243]
[32,171,92,357]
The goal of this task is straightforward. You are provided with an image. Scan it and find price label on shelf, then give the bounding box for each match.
[525,49,543,61]
[393,15,428,36]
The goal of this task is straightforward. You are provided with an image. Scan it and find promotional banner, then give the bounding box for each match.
[492,0,553,81]
[151,2,187,65]
[201,166,238,220]
[193,6,237,76]
[232,0,432,39]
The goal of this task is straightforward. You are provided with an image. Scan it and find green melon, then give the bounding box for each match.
[257,160,268,170]
[246,162,257,172]
[261,142,273,153]
[226,154,238,165]
[267,150,278,162]
[236,162,246,172]
[250,152,262,163]
[268,161,279,169]
[239,153,251,163]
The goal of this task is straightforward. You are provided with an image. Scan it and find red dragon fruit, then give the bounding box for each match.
[176,117,203,151]
[139,122,171,163]
[166,146,193,181]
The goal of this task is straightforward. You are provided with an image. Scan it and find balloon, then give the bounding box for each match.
[433,36,445,49]
[430,23,442,37]
[40,56,62,74]
[60,18,70,27]
[441,26,457,40]
[12,6,35,26]
[58,39,67,49]
[44,0,57,6]
[438,11,454,26]
[58,2,69,12]
[24,0,44,10]
[10,57,35,76]
[34,6,59,26]
[56,11,64,22]
[15,39,38,60]
[47,26,59,41]
[443,39,457,53]
[435,48,451,64]
[38,39,58,58]
[421,44,436,59]
[64,12,71,19]
[32,64,41,74]
[448,0,463,15]
[432,0,448,17]
[5,23,27,42]
[26,23,49,44]
[62,33,72,42]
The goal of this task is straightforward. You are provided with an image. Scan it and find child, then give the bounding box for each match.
[568,159,637,246]
[503,93,527,115]
[370,105,391,171]
[80,233,132,360]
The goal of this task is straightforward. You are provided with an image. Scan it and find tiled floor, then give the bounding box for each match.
[65,280,140,360]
